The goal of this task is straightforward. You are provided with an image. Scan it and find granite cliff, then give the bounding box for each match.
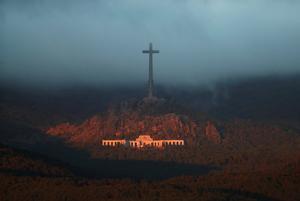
[47,112,199,147]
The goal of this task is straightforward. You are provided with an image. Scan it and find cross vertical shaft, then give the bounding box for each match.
[142,43,159,98]
[149,43,153,97]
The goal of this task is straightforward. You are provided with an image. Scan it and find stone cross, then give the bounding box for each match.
[142,43,159,98]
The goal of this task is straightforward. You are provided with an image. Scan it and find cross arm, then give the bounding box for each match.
[142,50,159,54]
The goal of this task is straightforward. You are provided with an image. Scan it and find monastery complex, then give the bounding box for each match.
[102,135,184,148]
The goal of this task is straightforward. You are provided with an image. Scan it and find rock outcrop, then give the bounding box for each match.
[205,121,222,144]
[47,112,198,147]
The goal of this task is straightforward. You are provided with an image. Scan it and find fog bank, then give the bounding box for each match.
[1,0,300,88]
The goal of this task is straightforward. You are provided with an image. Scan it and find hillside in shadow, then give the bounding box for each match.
[0,121,217,180]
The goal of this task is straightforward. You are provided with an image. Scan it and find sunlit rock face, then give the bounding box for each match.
[114,112,197,139]
[204,121,222,144]
[46,99,198,147]
[46,116,104,147]
[47,112,197,147]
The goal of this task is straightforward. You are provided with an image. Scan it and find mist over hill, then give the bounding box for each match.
[1,0,300,87]
[1,74,300,127]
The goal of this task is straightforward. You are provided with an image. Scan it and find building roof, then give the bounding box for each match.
[135,135,153,141]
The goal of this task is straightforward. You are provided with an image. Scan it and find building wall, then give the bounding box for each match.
[102,140,126,146]
[102,135,184,148]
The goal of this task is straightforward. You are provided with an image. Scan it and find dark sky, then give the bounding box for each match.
[1,0,300,88]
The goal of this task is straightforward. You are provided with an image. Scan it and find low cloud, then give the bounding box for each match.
[1,0,300,88]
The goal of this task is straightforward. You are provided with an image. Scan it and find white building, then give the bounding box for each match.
[102,135,184,148]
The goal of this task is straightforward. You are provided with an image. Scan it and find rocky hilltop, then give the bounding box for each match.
[205,121,222,144]
[46,99,220,147]
[47,112,199,147]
